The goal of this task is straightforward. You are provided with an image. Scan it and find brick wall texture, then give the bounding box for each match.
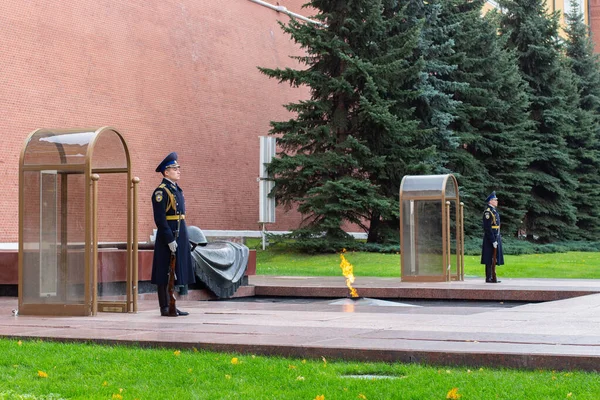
[590,0,600,51]
[0,0,314,242]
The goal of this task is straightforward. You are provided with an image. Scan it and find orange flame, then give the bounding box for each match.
[339,251,359,298]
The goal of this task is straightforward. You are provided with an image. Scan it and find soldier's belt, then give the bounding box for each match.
[492,225,500,229]
[166,214,185,220]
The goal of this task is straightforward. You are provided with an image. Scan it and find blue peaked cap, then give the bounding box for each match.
[485,191,497,203]
[155,152,178,173]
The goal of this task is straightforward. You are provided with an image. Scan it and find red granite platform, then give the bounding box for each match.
[0,277,599,372]
[250,275,600,302]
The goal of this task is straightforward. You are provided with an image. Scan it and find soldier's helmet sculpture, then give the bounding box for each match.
[186,225,249,298]
[188,225,208,248]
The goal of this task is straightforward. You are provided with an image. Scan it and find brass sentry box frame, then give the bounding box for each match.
[399,174,464,282]
[18,127,139,316]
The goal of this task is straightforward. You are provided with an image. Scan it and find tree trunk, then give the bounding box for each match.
[367,213,381,243]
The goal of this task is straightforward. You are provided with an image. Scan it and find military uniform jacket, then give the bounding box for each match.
[151,178,195,286]
[480,205,504,266]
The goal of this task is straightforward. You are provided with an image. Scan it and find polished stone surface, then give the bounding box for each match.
[251,275,600,301]
[1,277,599,371]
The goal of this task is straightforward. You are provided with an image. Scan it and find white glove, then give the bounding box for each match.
[493,241,498,249]
[168,241,178,253]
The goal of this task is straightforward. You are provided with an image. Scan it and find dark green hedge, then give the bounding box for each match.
[266,233,599,255]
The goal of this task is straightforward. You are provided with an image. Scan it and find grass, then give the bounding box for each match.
[464,252,600,279]
[253,243,600,279]
[1,339,599,399]
[256,249,403,277]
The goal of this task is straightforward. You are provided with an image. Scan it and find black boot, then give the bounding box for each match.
[157,285,173,317]
[485,264,493,283]
[178,285,188,296]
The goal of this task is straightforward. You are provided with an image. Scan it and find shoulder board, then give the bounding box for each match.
[158,183,166,189]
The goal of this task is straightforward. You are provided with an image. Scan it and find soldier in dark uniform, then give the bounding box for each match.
[481,191,504,283]
[151,152,195,316]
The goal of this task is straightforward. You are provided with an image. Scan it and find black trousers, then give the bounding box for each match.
[157,284,169,311]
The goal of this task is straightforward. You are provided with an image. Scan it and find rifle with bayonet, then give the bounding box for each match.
[167,211,181,317]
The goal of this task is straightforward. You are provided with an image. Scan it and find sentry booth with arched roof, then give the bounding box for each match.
[18,127,139,316]
[399,174,464,282]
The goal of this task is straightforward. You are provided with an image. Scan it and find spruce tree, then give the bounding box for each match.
[441,0,533,238]
[563,0,600,240]
[367,0,461,243]
[361,0,463,244]
[259,1,425,248]
[406,0,462,170]
[498,0,578,242]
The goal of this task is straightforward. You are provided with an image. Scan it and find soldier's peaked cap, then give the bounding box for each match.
[485,191,497,203]
[155,152,178,173]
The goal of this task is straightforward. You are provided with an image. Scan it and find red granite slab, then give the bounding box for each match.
[0,278,599,372]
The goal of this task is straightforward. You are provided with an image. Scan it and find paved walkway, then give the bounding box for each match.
[1,277,599,371]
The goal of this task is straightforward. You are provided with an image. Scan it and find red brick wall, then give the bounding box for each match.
[591,0,600,51]
[0,0,315,242]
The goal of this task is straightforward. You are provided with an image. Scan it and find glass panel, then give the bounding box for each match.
[91,130,127,170]
[564,0,583,16]
[401,200,417,276]
[401,175,446,197]
[96,174,129,303]
[22,171,41,303]
[21,171,87,306]
[65,173,88,303]
[402,200,443,277]
[40,171,58,296]
[23,130,96,166]
[445,176,457,199]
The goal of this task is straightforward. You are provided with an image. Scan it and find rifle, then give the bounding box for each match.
[167,212,181,317]
[491,246,498,282]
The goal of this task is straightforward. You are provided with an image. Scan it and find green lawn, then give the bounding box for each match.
[464,252,600,279]
[1,339,599,399]
[256,249,600,279]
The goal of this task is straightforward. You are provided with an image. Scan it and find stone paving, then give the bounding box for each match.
[1,277,599,371]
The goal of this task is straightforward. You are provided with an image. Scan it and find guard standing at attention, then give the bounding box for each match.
[481,191,504,283]
[151,152,195,316]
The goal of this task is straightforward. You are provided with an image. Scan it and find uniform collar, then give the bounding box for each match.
[487,204,496,211]
[162,178,177,189]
